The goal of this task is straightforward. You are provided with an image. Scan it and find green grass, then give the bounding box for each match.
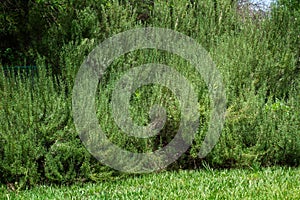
[1,167,299,200]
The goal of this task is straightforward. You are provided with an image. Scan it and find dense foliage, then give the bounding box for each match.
[0,0,299,189]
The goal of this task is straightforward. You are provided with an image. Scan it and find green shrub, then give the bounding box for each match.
[0,0,299,188]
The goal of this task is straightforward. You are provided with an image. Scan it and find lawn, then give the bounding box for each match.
[1,167,299,200]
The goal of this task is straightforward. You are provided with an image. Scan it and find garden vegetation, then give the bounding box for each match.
[0,0,299,191]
